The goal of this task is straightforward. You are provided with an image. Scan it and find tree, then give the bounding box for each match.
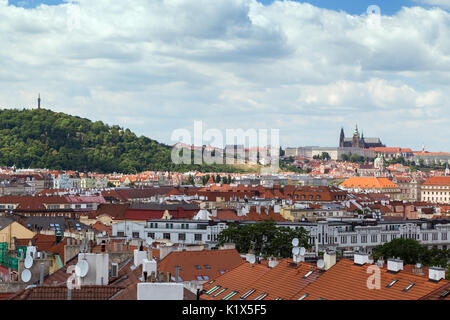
[320,152,331,161]
[106,181,115,188]
[372,238,450,268]
[216,220,310,258]
[187,175,195,186]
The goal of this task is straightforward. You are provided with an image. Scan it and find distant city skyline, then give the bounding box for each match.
[1,0,449,152]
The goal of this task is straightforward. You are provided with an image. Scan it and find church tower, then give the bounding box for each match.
[38,93,41,109]
[339,127,345,148]
[352,125,361,148]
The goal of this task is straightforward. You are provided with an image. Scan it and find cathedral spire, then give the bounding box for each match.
[38,93,41,109]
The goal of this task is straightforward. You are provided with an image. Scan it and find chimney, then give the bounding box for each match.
[143,271,148,282]
[268,258,279,269]
[134,248,147,267]
[324,251,337,270]
[245,252,255,263]
[353,253,370,266]
[387,259,403,273]
[428,267,445,282]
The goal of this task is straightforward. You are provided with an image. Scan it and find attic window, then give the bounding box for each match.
[403,283,415,292]
[240,289,255,300]
[222,291,239,300]
[303,271,314,278]
[298,293,308,300]
[254,293,268,300]
[203,275,209,280]
[195,265,201,270]
[205,285,221,295]
[196,276,203,281]
[386,279,398,288]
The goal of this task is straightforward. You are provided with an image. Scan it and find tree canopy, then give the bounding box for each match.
[217,220,310,258]
[372,238,450,268]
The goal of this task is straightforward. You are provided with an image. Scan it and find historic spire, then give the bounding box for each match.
[38,93,41,109]
[354,124,359,135]
[339,127,345,147]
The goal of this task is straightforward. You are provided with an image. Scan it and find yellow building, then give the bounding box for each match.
[0,218,36,249]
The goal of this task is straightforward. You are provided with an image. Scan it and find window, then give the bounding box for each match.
[147,232,155,239]
[222,291,239,300]
[204,265,211,269]
[432,233,438,241]
[163,233,171,240]
[178,233,186,241]
[195,234,202,241]
[371,235,378,243]
[298,293,308,300]
[351,235,357,243]
[361,235,367,243]
[196,276,203,281]
[117,231,125,237]
[195,265,201,270]
[240,289,255,300]
[442,233,448,241]
[132,232,140,238]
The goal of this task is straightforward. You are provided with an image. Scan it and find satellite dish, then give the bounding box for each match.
[292,247,300,255]
[292,238,299,247]
[248,255,256,264]
[27,246,37,258]
[24,256,34,269]
[75,260,89,278]
[317,259,325,269]
[21,269,31,283]
[299,247,306,256]
[415,263,422,269]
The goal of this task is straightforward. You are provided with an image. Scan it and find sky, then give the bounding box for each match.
[1,0,450,151]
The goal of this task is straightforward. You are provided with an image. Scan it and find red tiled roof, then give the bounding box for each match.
[8,285,124,300]
[202,259,321,300]
[158,249,243,282]
[423,176,450,186]
[293,259,449,300]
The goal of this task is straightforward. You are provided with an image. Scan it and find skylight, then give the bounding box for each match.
[240,289,255,300]
[212,288,227,298]
[403,283,415,292]
[254,293,268,300]
[298,293,309,300]
[196,276,203,281]
[440,290,449,298]
[386,279,398,288]
[195,265,201,270]
[222,291,239,300]
[203,275,210,280]
[204,265,211,269]
[303,270,314,278]
[205,285,221,295]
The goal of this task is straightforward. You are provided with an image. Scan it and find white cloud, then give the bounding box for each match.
[0,0,449,151]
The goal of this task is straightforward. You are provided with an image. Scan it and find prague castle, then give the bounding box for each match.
[339,125,385,149]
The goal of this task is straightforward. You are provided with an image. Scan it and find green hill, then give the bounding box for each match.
[0,108,246,174]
